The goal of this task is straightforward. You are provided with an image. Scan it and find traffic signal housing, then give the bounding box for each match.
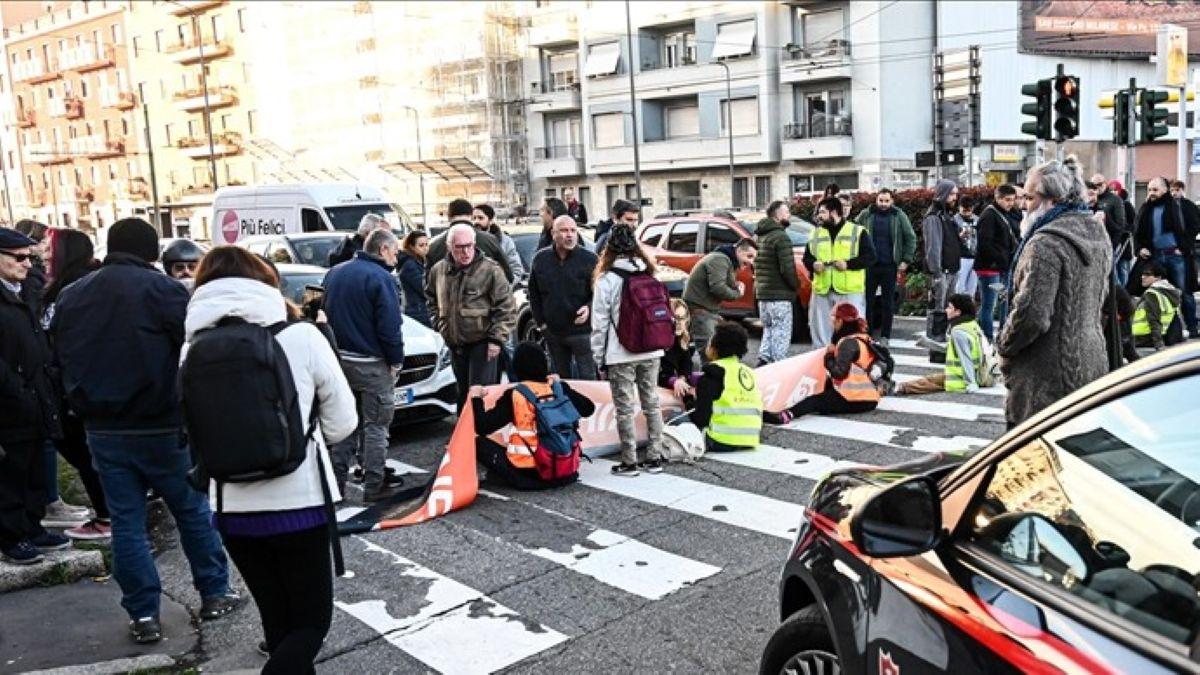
[1140,89,1170,143]
[1112,90,1132,146]
[1054,74,1080,138]
[1021,79,1053,140]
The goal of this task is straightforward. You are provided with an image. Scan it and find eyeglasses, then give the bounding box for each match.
[451,243,475,252]
[171,261,199,273]
[0,250,33,263]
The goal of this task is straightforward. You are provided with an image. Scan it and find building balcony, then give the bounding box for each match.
[173,86,238,112]
[588,134,772,174]
[74,185,96,203]
[121,178,150,201]
[182,184,214,197]
[781,119,854,160]
[781,39,853,84]
[169,0,226,16]
[531,145,585,179]
[177,131,242,159]
[64,97,84,119]
[12,58,58,83]
[47,98,66,118]
[100,87,136,110]
[529,81,580,113]
[24,143,70,165]
[166,39,232,65]
[70,135,125,158]
[16,109,36,128]
[59,43,114,72]
[528,10,578,47]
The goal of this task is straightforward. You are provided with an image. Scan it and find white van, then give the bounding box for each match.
[208,183,414,245]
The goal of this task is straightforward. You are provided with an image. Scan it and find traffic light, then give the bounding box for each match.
[1020,79,1053,140]
[1053,74,1080,138]
[1140,89,1170,143]
[1112,90,1132,146]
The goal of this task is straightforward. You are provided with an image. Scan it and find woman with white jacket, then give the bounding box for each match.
[183,247,356,674]
[590,223,667,476]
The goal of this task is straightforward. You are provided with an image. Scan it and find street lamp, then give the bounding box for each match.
[399,105,427,228]
[715,60,734,208]
[168,1,219,191]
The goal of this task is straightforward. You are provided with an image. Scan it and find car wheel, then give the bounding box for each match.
[790,301,810,344]
[759,605,841,675]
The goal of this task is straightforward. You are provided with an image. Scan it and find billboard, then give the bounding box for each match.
[1020,1,1200,58]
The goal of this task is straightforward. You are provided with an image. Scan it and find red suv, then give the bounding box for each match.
[636,211,813,337]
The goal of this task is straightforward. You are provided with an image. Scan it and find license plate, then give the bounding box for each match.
[393,388,414,406]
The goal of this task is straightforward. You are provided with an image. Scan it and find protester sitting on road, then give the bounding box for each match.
[682,322,762,453]
[472,203,525,281]
[999,157,1109,429]
[659,299,698,404]
[323,228,406,503]
[183,246,356,674]
[1132,263,1183,351]
[425,199,514,282]
[162,238,204,289]
[427,224,517,411]
[893,294,992,396]
[528,215,599,380]
[765,303,883,423]
[0,226,69,566]
[683,237,754,362]
[397,230,431,327]
[328,212,388,268]
[40,228,111,542]
[470,342,596,490]
[50,218,238,644]
[591,223,667,476]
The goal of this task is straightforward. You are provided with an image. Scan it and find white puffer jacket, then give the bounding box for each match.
[183,278,357,512]
[590,257,664,368]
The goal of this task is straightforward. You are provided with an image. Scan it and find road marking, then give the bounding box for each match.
[782,416,992,454]
[892,372,1006,397]
[703,444,862,481]
[336,537,568,674]
[875,396,1004,422]
[892,353,944,369]
[578,459,805,540]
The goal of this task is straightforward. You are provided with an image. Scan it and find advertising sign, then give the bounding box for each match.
[1020,1,1200,58]
[1158,24,1189,87]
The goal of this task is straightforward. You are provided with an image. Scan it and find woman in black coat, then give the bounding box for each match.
[397,231,431,327]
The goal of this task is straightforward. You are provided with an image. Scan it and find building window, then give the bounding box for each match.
[237,8,246,32]
[220,113,231,130]
[93,29,102,47]
[211,14,224,42]
[665,100,699,139]
[80,78,89,98]
[108,163,117,180]
[546,51,577,92]
[132,36,140,56]
[712,19,757,60]
[583,42,620,78]
[624,183,637,201]
[154,29,163,52]
[668,180,701,210]
[754,176,772,207]
[789,87,851,138]
[720,96,759,137]
[605,184,619,210]
[592,112,624,148]
[789,172,858,195]
[732,177,749,208]
[661,28,696,68]
[247,110,256,134]
[121,118,128,135]
[796,6,847,48]
[112,23,121,44]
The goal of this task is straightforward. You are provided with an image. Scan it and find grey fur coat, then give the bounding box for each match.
[998,210,1111,426]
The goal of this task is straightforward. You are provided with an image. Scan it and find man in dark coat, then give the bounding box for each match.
[425,199,513,283]
[327,212,388,267]
[974,184,1020,341]
[1135,177,1197,336]
[921,179,961,340]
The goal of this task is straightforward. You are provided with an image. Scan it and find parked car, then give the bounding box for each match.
[636,211,813,339]
[760,343,1200,675]
[275,264,456,425]
[237,232,350,268]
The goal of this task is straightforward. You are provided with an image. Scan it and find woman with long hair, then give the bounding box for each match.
[41,228,110,541]
[658,299,697,402]
[397,230,431,326]
[589,224,666,476]
[184,246,356,673]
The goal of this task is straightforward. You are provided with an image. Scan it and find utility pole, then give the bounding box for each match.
[624,0,643,214]
[716,60,734,204]
[1126,78,1137,205]
[401,105,428,227]
[189,11,219,191]
[0,129,13,225]
[143,103,163,236]
[1177,77,1189,191]
[1054,63,1066,162]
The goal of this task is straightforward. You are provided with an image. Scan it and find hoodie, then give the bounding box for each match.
[682,245,742,312]
[752,217,799,301]
[183,278,357,514]
[591,257,665,367]
[1137,278,1183,348]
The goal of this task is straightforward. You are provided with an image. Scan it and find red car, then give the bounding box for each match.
[636,211,813,338]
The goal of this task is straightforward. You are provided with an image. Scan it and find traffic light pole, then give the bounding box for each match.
[1054,63,1066,162]
[1178,81,1189,192]
[1126,78,1138,205]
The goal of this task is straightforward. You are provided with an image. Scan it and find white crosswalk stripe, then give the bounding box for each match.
[875,396,1005,422]
[892,372,1006,397]
[782,416,991,453]
[703,444,863,480]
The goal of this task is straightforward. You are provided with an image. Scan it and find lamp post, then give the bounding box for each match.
[167,1,219,191]
[624,0,642,215]
[0,126,13,225]
[715,60,734,206]
[400,105,428,227]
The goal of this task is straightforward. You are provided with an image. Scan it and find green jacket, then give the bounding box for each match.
[683,248,741,312]
[752,218,799,301]
[855,205,916,266]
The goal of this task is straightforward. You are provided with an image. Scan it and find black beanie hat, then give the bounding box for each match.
[107,218,159,263]
[512,341,550,382]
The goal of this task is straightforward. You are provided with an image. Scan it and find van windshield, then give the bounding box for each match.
[324,204,411,234]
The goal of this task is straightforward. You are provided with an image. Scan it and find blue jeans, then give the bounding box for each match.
[87,431,229,620]
[1114,256,1131,288]
[1153,253,1197,332]
[978,272,1008,341]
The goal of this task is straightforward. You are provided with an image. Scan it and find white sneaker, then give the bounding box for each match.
[41,499,91,528]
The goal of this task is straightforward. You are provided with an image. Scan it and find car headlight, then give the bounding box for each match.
[436,344,452,371]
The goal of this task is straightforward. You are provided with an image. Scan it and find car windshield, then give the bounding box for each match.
[325,204,410,235]
[278,272,326,304]
[742,218,813,247]
[288,236,346,267]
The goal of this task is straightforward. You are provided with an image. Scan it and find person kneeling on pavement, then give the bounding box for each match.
[675,322,763,452]
[1132,263,1183,351]
[893,294,994,395]
[765,303,886,422]
[471,342,595,489]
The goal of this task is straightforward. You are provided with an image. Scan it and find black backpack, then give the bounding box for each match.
[180,317,343,572]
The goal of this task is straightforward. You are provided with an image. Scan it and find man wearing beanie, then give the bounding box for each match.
[921,179,961,340]
[50,218,237,644]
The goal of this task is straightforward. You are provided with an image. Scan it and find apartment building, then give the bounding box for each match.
[524,1,935,217]
[1,0,144,231]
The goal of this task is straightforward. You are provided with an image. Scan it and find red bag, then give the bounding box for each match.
[614,270,675,353]
[532,440,581,482]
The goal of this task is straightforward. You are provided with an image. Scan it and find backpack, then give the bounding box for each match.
[180,317,344,571]
[864,338,895,382]
[612,268,675,353]
[513,381,583,482]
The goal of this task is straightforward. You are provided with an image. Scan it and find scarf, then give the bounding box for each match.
[1005,201,1088,300]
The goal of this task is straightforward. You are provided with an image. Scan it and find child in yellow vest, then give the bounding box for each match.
[682,322,763,452]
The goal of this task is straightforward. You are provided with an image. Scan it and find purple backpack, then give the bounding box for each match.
[613,269,675,353]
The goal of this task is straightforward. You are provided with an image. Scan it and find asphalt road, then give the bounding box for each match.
[148,315,1008,674]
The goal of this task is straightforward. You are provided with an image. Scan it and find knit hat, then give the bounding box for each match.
[607,223,638,255]
[107,218,159,263]
[0,227,36,250]
[933,179,957,204]
[512,341,550,382]
[833,302,868,334]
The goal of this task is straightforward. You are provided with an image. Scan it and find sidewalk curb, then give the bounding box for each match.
[20,654,175,675]
[0,549,106,593]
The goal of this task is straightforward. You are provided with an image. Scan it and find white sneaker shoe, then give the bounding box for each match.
[41,499,91,528]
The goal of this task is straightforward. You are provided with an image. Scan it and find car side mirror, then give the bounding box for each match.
[850,475,943,558]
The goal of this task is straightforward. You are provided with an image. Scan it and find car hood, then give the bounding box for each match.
[402,317,443,357]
